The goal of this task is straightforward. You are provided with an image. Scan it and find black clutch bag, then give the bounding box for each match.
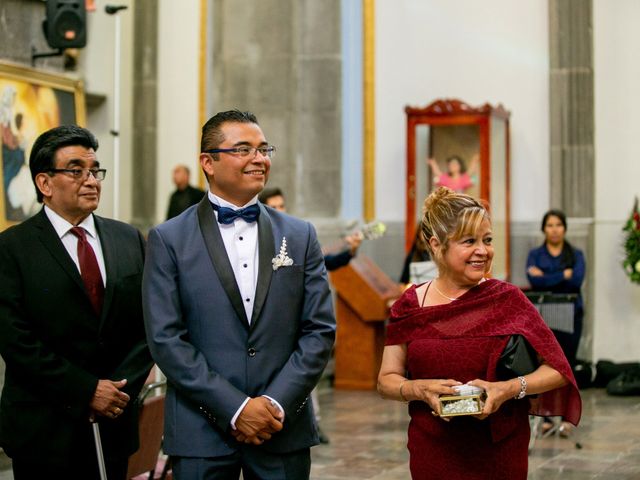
[496,334,540,380]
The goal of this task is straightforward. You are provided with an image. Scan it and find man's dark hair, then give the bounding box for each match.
[29,125,99,203]
[258,187,284,205]
[200,110,258,155]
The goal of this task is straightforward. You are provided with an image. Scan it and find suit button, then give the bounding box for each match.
[248,348,256,357]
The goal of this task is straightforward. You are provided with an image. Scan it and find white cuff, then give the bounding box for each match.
[230,397,250,430]
[262,395,285,421]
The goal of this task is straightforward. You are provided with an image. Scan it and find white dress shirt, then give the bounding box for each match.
[207,192,285,428]
[44,206,106,285]
[208,192,259,323]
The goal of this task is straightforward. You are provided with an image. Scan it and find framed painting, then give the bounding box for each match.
[0,61,85,231]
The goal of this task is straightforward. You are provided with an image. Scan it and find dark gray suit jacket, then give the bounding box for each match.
[142,198,336,457]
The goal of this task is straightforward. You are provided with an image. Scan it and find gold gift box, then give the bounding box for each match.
[438,394,485,417]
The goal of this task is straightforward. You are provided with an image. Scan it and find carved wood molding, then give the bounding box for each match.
[405,98,510,119]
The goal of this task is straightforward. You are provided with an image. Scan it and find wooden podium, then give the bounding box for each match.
[329,255,402,390]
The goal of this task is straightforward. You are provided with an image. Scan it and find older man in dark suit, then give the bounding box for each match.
[0,125,153,479]
[143,110,336,479]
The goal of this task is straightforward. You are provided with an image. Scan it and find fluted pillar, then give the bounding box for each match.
[130,0,158,230]
[549,0,594,361]
[549,0,594,216]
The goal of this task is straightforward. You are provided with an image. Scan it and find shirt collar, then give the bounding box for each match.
[44,205,98,240]
[208,192,258,210]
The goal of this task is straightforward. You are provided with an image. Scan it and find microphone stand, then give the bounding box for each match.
[105,5,128,220]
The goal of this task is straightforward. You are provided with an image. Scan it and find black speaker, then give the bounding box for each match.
[42,0,87,49]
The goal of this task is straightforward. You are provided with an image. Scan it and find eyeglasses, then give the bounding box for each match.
[47,168,107,181]
[204,145,276,159]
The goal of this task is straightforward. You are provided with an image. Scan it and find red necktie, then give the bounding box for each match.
[70,226,105,314]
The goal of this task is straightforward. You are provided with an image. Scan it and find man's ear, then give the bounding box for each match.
[35,173,52,200]
[200,153,215,180]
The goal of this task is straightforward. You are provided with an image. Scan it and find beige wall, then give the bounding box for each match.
[81,0,136,222]
[593,0,640,361]
[374,0,550,223]
[155,0,202,225]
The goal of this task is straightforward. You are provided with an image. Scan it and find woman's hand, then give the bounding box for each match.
[426,158,442,178]
[466,379,518,419]
[563,268,573,280]
[468,153,480,176]
[527,266,544,277]
[404,379,462,413]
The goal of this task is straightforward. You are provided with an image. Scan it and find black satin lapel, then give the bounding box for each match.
[250,203,275,327]
[197,198,249,326]
[94,216,116,327]
[34,210,85,293]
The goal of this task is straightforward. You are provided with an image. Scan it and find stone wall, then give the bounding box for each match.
[0,0,64,70]
[209,0,342,220]
[548,0,595,360]
[549,0,594,217]
[130,0,158,231]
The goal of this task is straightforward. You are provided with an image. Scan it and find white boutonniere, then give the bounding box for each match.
[272,236,294,271]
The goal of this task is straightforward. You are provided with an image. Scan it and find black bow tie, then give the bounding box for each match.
[211,202,260,224]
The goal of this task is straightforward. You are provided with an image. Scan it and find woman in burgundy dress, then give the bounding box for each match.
[377,187,581,479]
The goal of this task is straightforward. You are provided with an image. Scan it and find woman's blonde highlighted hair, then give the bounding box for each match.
[420,187,490,268]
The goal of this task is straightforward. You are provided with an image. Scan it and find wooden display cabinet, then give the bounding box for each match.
[405,98,511,280]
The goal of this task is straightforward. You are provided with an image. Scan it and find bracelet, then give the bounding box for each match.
[399,379,409,402]
[514,376,527,400]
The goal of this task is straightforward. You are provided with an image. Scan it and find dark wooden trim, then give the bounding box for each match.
[405,98,510,120]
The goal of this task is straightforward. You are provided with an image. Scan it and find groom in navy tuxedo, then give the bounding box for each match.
[143,110,336,479]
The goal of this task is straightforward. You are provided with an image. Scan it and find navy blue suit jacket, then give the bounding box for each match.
[142,198,336,457]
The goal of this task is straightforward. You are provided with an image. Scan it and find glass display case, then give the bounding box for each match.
[405,98,511,280]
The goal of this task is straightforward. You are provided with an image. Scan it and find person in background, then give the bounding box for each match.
[257,186,286,212]
[527,209,586,436]
[166,164,205,220]
[143,110,335,479]
[0,125,153,480]
[400,224,432,284]
[259,187,362,270]
[526,209,585,367]
[427,153,479,193]
[258,186,362,443]
[377,187,580,480]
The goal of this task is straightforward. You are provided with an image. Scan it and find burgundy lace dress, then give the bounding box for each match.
[385,279,581,480]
